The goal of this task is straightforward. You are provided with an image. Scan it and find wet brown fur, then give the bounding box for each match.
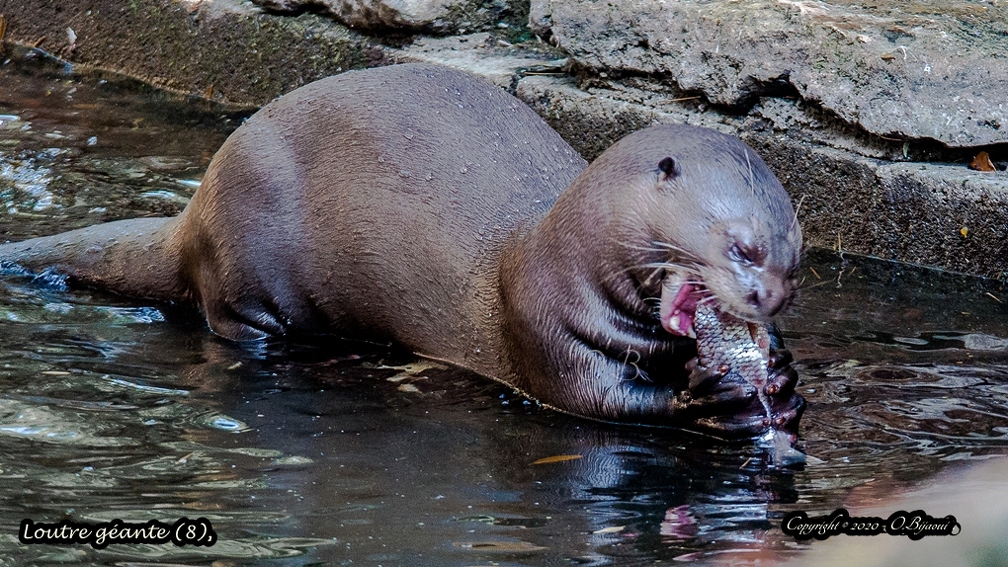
[0,64,803,430]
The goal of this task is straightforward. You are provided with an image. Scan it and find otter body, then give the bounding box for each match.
[0,64,804,435]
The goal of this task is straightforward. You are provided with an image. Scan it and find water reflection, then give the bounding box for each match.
[1,49,1008,565]
[0,48,245,241]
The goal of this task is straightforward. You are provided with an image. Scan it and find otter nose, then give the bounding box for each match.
[745,281,791,317]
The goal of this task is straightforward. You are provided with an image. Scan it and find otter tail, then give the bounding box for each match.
[0,216,187,302]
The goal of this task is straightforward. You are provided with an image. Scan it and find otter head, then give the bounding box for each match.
[627,127,802,338]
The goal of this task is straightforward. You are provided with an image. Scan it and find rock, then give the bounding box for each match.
[533,0,1008,147]
[528,0,553,39]
[250,0,515,34]
[0,0,386,106]
[394,32,567,88]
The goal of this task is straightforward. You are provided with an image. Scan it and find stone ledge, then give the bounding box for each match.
[391,32,565,89]
[532,0,1008,148]
[0,0,385,106]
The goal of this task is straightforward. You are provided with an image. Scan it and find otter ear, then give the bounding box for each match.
[657,156,680,182]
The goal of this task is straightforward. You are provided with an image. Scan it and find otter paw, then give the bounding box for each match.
[678,357,758,419]
[678,351,806,438]
[767,388,806,435]
[693,410,775,438]
[765,348,805,434]
[765,348,798,396]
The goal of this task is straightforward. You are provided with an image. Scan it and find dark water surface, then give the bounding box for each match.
[1,52,1007,566]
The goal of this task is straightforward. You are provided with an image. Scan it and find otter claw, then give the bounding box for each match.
[769,392,806,435]
[687,359,733,393]
[680,345,805,438]
[768,348,794,368]
[766,348,799,398]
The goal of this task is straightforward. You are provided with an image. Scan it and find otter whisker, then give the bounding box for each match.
[745,148,755,197]
[614,237,684,260]
[616,239,705,268]
[599,258,702,288]
[696,294,720,307]
[791,193,806,233]
[643,265,665,288]
[599,266,638,287]
[635,259,693,269]
[648,239,690,250]
[646,240,704,261]
[605,265,705,294]
[619,240,670,253]
[658,264,701,275]
[635,261,701,275]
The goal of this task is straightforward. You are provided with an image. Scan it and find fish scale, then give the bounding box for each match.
[693,301,772,419]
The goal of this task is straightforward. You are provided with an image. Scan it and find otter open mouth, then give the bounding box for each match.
[658,273,706,339]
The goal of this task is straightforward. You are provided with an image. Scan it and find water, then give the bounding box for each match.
[2,49,1008,566]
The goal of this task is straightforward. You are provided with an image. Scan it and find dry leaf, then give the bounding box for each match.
[969,151,996,172]
[454,540,547,553]
[531,454,582,465]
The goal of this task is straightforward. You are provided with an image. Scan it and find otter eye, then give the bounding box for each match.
[729,244,748,263]
[729,243,763,266]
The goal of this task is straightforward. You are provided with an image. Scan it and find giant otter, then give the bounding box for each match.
[0,64,805,436]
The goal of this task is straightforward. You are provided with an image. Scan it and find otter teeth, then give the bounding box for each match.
[669,310,697,339]
[659,279,701,338]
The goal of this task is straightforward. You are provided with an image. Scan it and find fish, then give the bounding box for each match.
[693,301,806,466]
